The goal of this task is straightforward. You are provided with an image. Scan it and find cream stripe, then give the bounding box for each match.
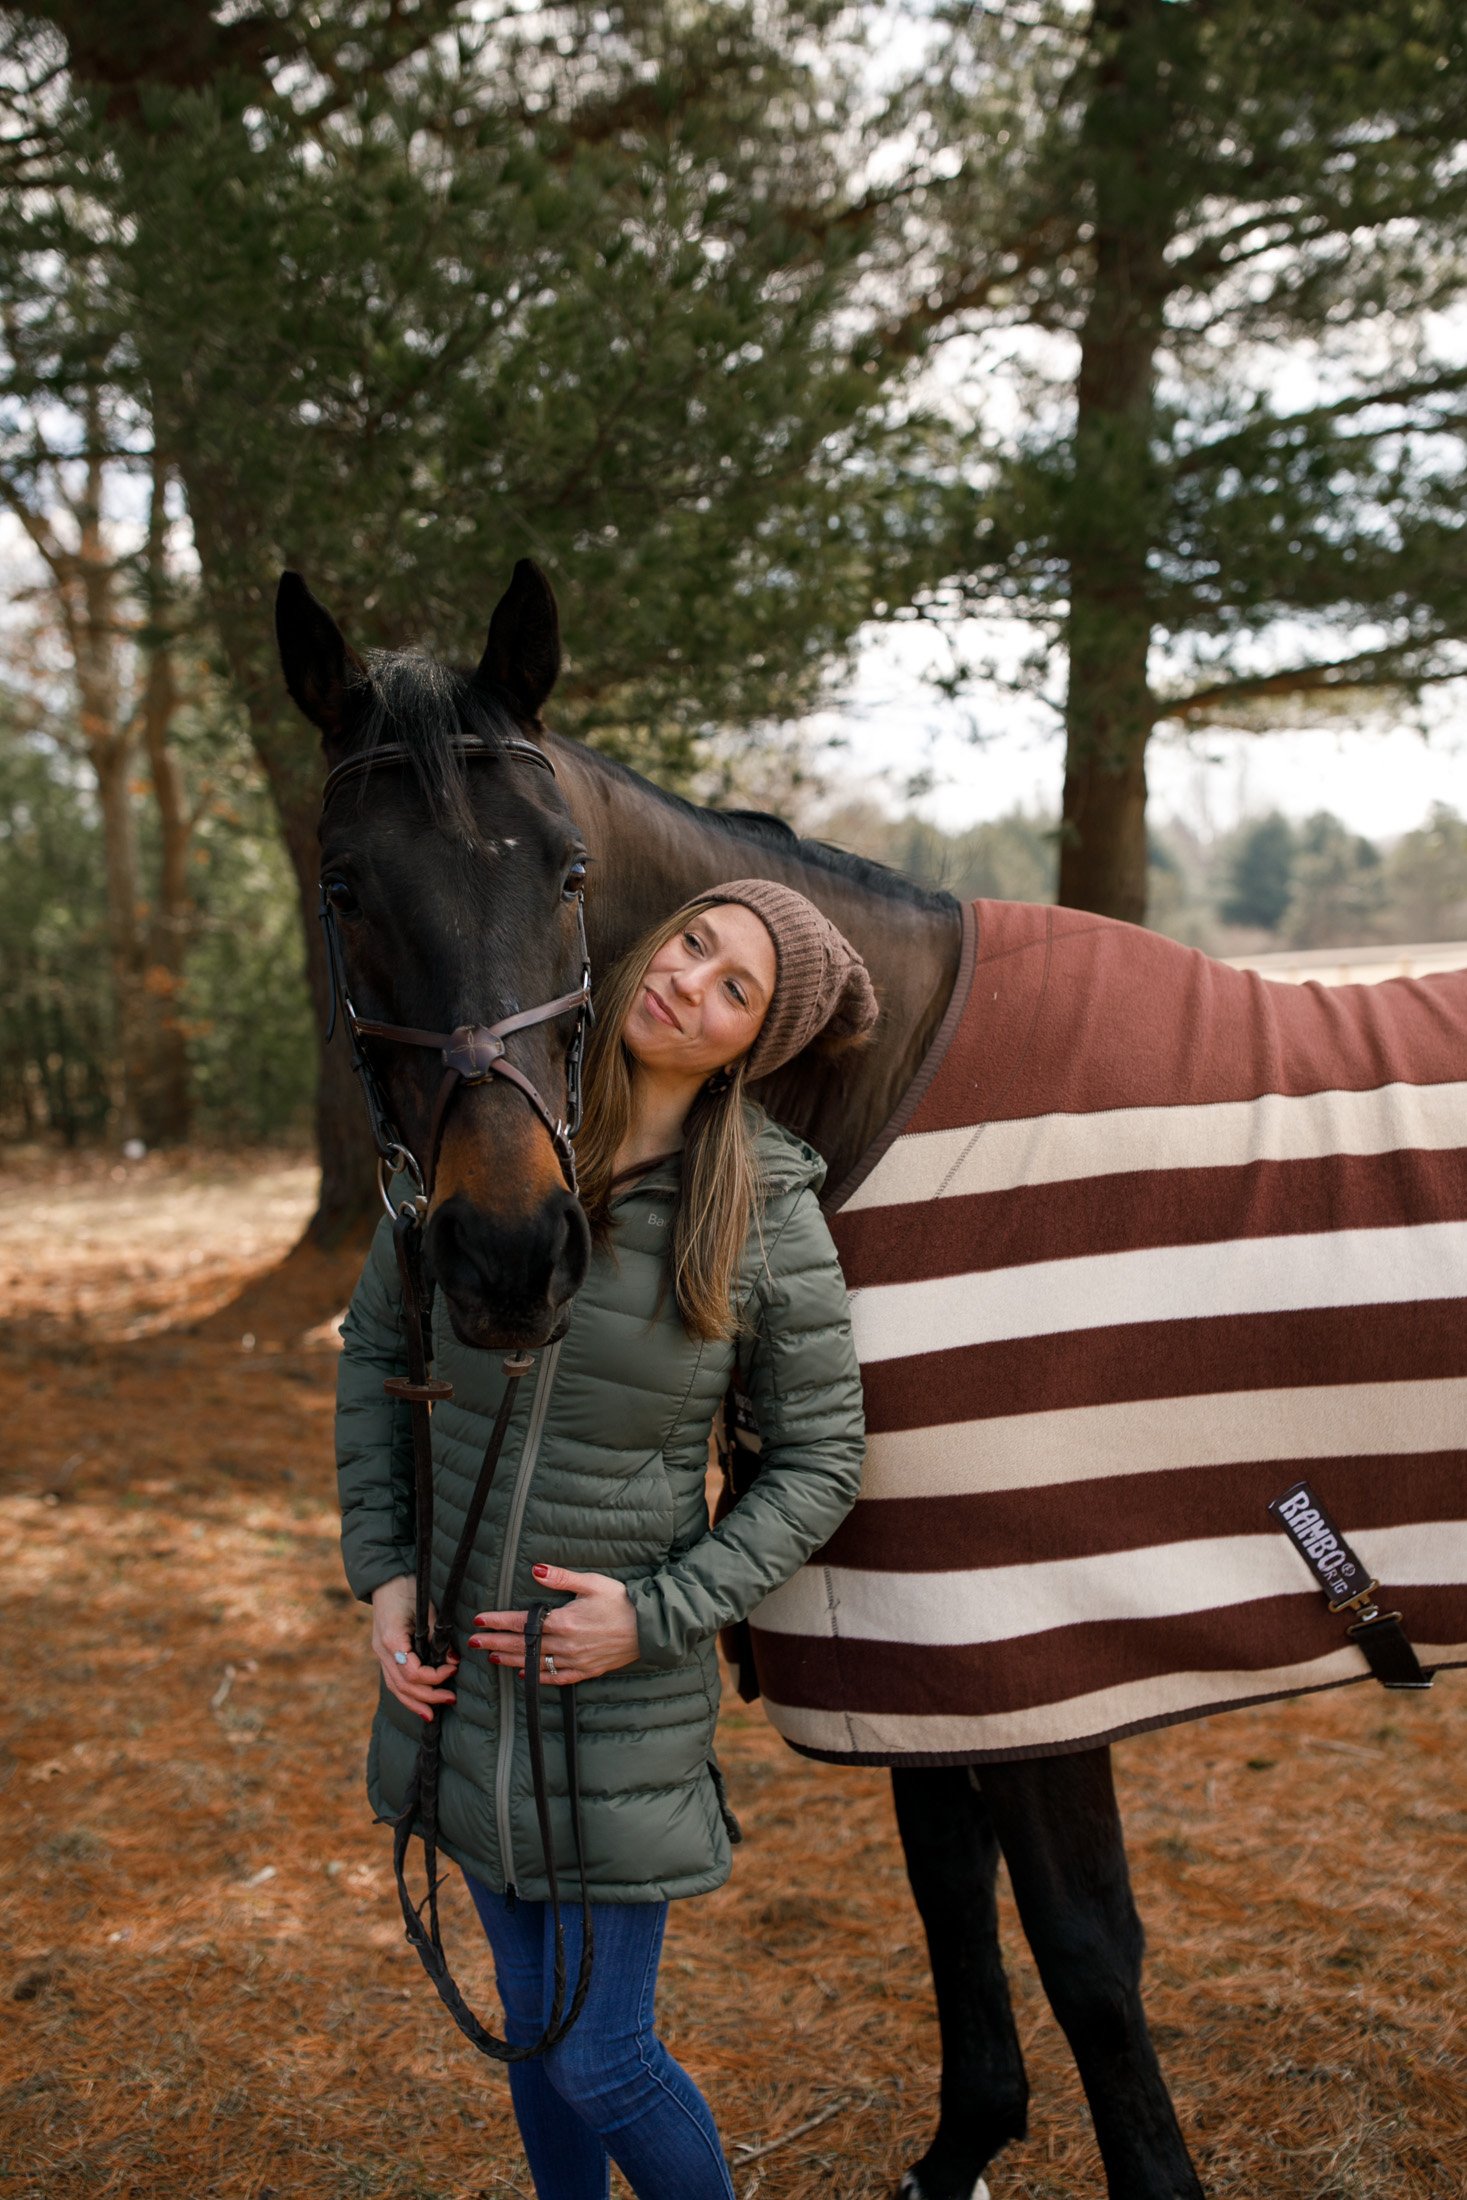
[749,1522,1467,1648]
[853,1378,1467,1500]
[842,1078,1467,1212]
[848,1221,1467,1365]
[760,1641,1467,1760]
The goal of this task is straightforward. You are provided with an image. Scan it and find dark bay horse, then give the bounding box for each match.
[280,560,1453,2200]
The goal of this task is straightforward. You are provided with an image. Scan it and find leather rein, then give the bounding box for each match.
[319,732,595,2060]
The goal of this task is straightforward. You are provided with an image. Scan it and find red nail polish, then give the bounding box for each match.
[532,1564,549,1580]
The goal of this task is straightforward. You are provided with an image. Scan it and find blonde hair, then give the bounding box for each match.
[575,907,765,1341]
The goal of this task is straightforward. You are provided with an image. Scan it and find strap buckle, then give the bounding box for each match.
[1328,1575,1381,1619]
[378,1147,427,1220]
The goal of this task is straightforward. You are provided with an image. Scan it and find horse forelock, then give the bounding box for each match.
[354,649,534,842]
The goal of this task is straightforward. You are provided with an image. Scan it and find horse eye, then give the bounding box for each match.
[562,861,587,902]
[324,876,360,918]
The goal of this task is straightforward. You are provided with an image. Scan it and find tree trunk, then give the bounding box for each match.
[67,426,200,1144]
[89,726,149,1137]
[1057,0,1182,925]
[69,422,151,1138]
[182,515,378,1247]
[43,1,383,1234]
[135,459,193,1144]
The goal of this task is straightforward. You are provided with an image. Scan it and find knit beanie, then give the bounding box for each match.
[679,878,879,1081]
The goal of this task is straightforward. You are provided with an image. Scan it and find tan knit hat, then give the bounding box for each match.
[680,878,879,1081]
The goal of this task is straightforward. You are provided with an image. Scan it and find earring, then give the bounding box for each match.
[705,1065,735,1095]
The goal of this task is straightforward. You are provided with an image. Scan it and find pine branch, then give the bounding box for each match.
[867,210,1081,361]
[1162,644,1465,722]
[1171,369,1467,477]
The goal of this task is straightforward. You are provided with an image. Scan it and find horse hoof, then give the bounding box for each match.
[897,2176,992,2200]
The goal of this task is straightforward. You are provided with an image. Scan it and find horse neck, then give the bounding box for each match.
[550,735,965,1190]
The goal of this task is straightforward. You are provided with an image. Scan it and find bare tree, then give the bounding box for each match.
[0,388,195,1142]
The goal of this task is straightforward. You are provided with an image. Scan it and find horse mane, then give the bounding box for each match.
[582,752,961,917]
[356,649,524,839]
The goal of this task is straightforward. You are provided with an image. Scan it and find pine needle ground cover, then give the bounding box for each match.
[2,1153,1463,2200]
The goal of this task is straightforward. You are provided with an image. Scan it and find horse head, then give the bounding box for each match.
[278,560,593,1350]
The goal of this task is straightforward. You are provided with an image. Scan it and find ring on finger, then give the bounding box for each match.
[545,1653,556,1676]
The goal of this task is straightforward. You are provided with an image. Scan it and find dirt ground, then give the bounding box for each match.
[2,1150,1464,2200]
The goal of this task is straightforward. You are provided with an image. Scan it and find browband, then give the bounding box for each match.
[320,733,555,809]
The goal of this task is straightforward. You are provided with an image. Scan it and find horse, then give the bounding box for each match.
[280,560,1466,2200]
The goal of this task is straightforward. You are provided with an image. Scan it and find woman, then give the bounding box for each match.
[335,878,875,2200]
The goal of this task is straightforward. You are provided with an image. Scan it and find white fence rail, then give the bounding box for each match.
[1224,941,1467,988]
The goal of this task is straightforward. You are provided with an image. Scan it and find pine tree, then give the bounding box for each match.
[1219,813,1295,932]
[3,3,942,1236]
[902,0,1467,921]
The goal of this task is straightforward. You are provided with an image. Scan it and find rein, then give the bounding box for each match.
[321,732,595,2060]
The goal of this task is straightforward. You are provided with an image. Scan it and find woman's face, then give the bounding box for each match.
[623,903,776,1081]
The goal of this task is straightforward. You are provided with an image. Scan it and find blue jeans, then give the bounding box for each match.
[463,1873,736,2200]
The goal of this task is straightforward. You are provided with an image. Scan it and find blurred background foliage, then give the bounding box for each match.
[0,674,315,1146]
[3,0,1466,1223]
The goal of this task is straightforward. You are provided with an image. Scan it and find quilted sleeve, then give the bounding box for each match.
[335,1212,418,1602]
[624,1185,866,1666]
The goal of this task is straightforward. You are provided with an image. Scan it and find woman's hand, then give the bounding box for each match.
[469,1563,640,1685]
[370,1574,459,1722]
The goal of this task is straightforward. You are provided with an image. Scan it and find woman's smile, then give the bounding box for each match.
[625,904,777,1084]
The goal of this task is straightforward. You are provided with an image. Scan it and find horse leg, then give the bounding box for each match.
[979,1746,1205,2200]
[891,1764,1027,2200]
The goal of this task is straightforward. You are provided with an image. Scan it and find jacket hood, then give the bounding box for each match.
[751,1110,828,1196]
[613,1106,827,1202]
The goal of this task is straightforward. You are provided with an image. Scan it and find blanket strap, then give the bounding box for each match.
[1269,1479,1435,1692]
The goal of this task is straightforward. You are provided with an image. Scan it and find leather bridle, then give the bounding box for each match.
[317,732,594,1217]
[317,729,597,2062]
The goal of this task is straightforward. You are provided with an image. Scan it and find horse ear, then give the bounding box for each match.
[275,571,367,749]
[475,559,561,720]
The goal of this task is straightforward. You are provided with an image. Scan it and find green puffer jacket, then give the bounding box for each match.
[335,1111,865,1903]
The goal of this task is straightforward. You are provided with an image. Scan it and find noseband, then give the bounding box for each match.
[317,734,593,1213]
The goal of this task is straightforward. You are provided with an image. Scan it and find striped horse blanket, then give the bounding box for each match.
[749,898,1467,1763]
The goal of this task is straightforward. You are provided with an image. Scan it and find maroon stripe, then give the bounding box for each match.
[749,1584,1467,1721]
[819,1450,1467,1573]
[833,1149,1467,1288]
[907,901,1467,1135]
[859,1299,1467,1436]
[778,1659,1467,1768]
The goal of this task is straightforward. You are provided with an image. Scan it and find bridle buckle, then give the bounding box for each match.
[377,1145,427,1221]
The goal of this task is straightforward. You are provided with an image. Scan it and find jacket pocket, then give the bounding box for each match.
[638,1449,677,1560]
[707,1755,742,1845]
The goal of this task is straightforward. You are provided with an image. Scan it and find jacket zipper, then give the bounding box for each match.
[493,1337,563,1895]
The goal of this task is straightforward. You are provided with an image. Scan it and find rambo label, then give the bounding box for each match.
[1268,1480,1372,1606]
